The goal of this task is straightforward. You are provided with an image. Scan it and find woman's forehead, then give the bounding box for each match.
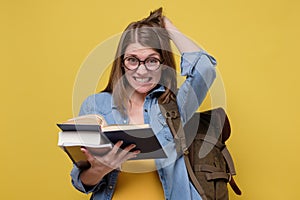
[125,43,159,55]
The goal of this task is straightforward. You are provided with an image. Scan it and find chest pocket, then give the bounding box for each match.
[154,112,174,146]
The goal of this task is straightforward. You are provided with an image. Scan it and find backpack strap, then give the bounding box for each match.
[158,97,208,199]
[158,97,242,196]
[184,152,208,200]
[158,97,187,154]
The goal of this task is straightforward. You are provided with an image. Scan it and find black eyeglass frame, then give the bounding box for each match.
[122,56,164,71]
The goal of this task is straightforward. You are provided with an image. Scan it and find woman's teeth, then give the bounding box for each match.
[134,77,151,83]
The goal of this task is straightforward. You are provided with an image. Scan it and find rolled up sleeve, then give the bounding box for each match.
[178,51,217,123]
[70,165,106,194]
[181,51,217,77]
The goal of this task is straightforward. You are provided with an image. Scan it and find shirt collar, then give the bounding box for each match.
[147,84,166,97]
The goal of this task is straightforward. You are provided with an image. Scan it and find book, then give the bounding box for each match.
[57,114,167,169]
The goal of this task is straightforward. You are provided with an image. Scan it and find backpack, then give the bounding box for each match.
[159,98,242,200]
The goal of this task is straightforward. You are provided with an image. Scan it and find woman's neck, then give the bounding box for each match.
[129,91,147,107]
[127,91,147,124]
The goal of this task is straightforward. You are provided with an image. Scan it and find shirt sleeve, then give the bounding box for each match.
[177,51,217,123]
[78,93,113,116]
[70,165,107,194]
[79,95,94,116]
[71,95,109,194]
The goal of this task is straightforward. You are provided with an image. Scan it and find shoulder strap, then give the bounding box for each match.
[158,97,208,198]
[158,97,187,154]
[158,97,242,196]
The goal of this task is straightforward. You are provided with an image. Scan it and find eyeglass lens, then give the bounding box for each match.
[123,56,161,71]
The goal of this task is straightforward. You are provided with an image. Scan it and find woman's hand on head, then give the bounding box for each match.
[163,16,201,53]
[163,16,179,39]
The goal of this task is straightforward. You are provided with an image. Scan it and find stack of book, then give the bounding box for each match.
[57,114,167,169]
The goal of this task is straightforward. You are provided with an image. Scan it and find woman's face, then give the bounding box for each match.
[123,43,162,95]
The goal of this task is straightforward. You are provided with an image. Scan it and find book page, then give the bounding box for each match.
[58,131,101,146]
[63,114,107,126]
[102,124,150,132]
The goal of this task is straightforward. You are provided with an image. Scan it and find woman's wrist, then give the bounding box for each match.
[163,17,178,39]
[80,164,110,186]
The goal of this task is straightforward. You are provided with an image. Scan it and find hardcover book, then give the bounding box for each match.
[57,114,167,169]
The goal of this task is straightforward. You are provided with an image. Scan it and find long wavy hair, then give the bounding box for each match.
[103,7,177,114]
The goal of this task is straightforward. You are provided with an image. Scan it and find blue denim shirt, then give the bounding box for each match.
[71,51,217,200]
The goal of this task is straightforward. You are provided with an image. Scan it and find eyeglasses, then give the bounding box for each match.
[122,56,163,71]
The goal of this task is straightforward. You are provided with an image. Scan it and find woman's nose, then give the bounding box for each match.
[135,63,148,74]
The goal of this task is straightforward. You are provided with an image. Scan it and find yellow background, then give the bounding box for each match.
[1,0,300,199]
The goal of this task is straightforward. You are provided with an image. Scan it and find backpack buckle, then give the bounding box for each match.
[165,110,179,119]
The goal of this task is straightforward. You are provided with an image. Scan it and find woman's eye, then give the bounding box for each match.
[127,57,138,64]
[147,58,159,64]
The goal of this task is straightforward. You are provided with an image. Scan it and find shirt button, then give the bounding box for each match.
[144,109,148,112]
[109,185,113,190]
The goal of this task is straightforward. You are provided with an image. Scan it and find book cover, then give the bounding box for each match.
[57,114,167,169]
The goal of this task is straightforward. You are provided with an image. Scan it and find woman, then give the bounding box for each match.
[71,8,217,200]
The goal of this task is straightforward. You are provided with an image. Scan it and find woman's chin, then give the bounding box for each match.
[133,85,156,94]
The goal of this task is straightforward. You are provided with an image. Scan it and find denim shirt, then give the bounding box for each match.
[71,51,217,200]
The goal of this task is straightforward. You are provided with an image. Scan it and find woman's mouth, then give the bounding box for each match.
[134,77,152,83]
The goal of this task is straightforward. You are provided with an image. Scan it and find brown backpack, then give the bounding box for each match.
[159,99,242,200]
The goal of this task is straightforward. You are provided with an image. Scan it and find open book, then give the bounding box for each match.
[57,114,167,169]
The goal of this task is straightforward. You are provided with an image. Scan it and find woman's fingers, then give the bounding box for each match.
[118,144,136,156]
[103,143,140,168]
[108,140,123,155]
[122,149,141,161]
[81,142,141,170]
[117,144,141,164]
[81,147,96,163]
